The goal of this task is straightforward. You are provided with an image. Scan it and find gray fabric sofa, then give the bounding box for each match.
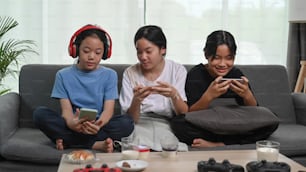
[1,64,306,172]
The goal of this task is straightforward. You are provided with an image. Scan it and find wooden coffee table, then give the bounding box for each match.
[57,150,306,172]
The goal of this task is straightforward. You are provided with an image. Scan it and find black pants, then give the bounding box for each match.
[170,115,277,146]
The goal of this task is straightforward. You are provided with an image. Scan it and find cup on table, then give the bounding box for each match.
[160,135,179,159]
[121,137,139,160]
[256,140,280,162]
[136,145,150,160]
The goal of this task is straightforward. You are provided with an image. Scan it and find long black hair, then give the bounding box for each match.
[203,30,237,59]
[134,25,167,56]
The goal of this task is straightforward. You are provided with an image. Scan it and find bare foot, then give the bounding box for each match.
[92,138,113,153]
[56,139,64,150]
[191,138,225,148]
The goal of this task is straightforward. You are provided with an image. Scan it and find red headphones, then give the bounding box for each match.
[68,24,112,60]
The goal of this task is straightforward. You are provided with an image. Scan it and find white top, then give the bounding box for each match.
[119,59,187,118]
[119,59,188,151]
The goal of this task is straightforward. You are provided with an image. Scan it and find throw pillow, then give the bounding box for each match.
[185,105,280,135]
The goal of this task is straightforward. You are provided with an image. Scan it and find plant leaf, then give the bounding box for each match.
[0,88,10,96]
[0,16,18,38]
[0,16,38,91]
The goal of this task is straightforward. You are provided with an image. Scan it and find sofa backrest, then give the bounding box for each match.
[237,65,296,123]
[19,64,67,128]
[18,64,296,128]
[19,64,130,128]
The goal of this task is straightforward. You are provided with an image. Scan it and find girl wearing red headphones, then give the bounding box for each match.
[33,25,134,152]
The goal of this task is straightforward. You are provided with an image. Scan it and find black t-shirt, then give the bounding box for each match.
[185,63,247,107]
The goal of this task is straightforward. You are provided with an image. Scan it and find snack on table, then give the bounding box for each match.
[67,150,95,161]
[122,161,131,168]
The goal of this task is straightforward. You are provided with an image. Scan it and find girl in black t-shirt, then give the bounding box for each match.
[171,30,257,148]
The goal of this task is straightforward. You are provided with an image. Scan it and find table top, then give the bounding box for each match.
[57,150,306,172]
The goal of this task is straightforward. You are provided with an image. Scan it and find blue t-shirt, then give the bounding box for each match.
[51,64,118,117]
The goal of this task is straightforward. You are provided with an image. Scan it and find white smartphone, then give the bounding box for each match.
[79,108,97,121]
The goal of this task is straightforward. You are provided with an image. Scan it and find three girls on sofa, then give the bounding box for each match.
[33,23,260,152]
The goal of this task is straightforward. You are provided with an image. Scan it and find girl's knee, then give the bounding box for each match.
[33,106,44,120]
[33,106,51,123]
[119,116,134,135]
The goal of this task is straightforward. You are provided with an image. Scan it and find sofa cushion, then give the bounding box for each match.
[185,106,279,135]
[268,123,306,156]
[292,93,306,125]
[189,143,255,151]
[0,92,19,146]
[0,161,58,172]
[237,65,296,123]
[0,128,68,164]
[19,65,67,128]
[188,123,306,158]
[104,64,129,115]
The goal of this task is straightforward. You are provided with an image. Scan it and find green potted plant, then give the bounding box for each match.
[0,16,37,95]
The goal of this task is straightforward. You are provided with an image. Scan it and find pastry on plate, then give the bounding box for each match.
[67,150,95,161]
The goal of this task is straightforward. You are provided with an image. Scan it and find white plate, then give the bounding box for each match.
[116,160,148,172]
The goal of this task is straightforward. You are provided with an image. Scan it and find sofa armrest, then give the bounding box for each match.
[0,92,20,146]
[292,93,306,125]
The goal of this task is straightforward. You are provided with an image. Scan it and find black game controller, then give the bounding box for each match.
[246,160,290,172]
[73,163,122,172]
[198,157,245,172]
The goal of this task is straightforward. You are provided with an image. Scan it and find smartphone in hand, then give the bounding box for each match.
[79,108,97,121]
[221,78,243,81]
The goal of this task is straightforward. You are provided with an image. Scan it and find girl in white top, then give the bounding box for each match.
[119,25,189,151]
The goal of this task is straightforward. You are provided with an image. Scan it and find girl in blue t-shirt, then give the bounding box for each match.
[33,25,134,152]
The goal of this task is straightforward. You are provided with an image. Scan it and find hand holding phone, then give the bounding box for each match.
[78,108,97,121]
